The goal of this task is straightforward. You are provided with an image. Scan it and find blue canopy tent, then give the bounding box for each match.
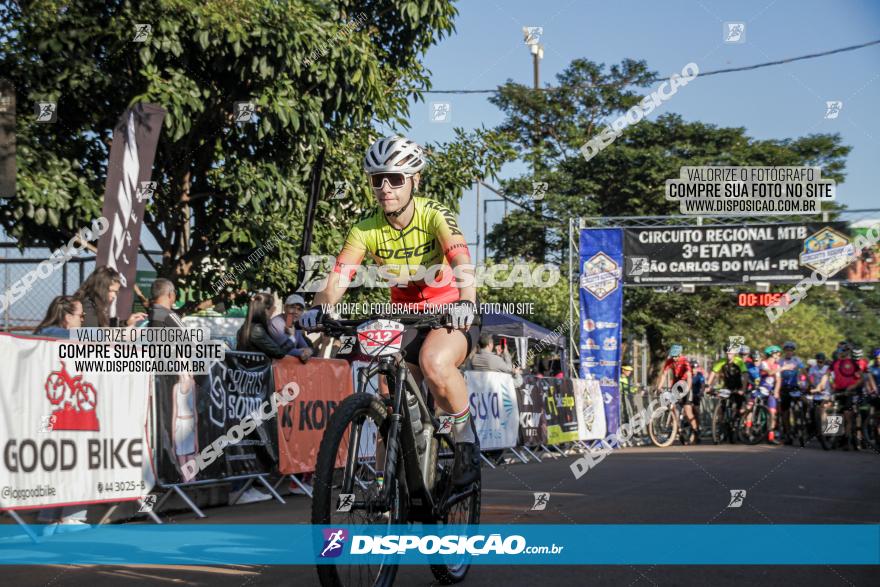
[479,312,567,376]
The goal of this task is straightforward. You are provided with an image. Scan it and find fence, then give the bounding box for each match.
[0,243,96,331]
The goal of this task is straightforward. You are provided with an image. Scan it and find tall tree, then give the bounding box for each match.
[1,0,508,307]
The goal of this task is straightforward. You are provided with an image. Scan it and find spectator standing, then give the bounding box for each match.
[236,292,288,358]
[75,266,145,327]
[33,296,89,534]
[34,295,83,339]
[471,335,523,386]
[267,294,313,362]
[147,278,185,328]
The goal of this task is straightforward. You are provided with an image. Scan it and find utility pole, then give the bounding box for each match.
[523,27,545,261]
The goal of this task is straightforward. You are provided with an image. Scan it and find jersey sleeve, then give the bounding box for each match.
[333,224,367,279]
[711,359,725,373]
[428,201,470,262]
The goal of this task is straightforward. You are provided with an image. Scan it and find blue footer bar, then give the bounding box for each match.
[0,525,878,565]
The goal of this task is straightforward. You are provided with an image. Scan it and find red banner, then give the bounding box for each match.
[273,358,353,475]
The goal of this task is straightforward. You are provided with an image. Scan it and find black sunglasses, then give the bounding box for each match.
[370,172,409,189]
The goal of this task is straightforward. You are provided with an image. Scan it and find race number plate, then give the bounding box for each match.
[718,389,731,399]
[356,320,405,357]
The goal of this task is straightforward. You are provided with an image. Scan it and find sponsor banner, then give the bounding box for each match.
[3,524,878,565]
[573,379,606,441]
[516,377,547,446]
[155,352,276,483]
[579,229,623,437]
[846,221,880,282]
[623,222,850,285]
[275,358,352,475]
[0,333,154,509]
[465,371,519,450]
[96,103,165,320]
[541,378,579,445]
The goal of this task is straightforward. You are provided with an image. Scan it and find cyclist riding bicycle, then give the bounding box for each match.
[707,344,749,412]
[869,349,880,396]
[745,349,762,389]
[656,344,697,442]
[824,343,865,450]
[808,352,831,396]
[302,135,481,488]
[778,341,806,445]
[751,345,782,444]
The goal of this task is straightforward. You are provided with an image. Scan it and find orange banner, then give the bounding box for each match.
[273,357,353,475]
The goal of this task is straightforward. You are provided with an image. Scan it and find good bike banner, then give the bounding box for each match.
[579,228,624,438]
[0,333,154,510]
[465,371,519,451]
[573,379,607,441]
[154,351,277,484]
[516,377,548,446]
[274,357,353,475]
[623,222,851,285]
[541,377,579,445]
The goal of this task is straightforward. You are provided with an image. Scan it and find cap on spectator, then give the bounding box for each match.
[621,365,633,373]
[284,294,306,308]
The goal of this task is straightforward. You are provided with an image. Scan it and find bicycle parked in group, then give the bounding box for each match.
[740,387,772,445]
[782,385,810,447]
[709,388,745,444]
[310,313,481,587]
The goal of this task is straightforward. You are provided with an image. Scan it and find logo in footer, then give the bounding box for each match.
[320,528,348,558]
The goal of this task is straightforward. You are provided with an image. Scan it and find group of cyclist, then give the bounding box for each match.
[653,340,880,449]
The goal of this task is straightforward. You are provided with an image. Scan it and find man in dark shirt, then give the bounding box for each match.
[147,278,185,328]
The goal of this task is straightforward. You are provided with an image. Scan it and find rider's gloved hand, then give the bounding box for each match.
[299,305,323,330]
[449,299,476,330]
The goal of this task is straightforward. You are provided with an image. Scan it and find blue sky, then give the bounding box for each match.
[390,0,880,257]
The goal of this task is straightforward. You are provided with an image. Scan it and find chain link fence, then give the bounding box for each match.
[0,243,96,332]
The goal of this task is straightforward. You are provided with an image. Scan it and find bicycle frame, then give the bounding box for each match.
[348,354,448,519]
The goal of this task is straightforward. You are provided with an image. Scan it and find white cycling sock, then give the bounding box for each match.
[444,405,475,444]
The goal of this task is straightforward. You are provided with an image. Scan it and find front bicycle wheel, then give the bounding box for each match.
[739,404,769,445]
[792,401,807,447]
[649,404,678,447]
[712,400,729,444]
[862,408,880,453]
[312,393,406,587]
[429,433,481,585]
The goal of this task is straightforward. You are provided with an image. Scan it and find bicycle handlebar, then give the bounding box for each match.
[316,313,451,336]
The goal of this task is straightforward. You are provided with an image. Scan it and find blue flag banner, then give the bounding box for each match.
[578,228,624,438]
[1,525,878,565]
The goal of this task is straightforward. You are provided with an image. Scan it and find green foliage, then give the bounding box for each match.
[476,259,569,330]
[1,0,511,309]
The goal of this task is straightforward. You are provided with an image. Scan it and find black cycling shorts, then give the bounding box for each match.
[401,322,480,366]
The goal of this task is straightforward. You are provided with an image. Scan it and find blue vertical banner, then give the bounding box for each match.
[578,228,624,438]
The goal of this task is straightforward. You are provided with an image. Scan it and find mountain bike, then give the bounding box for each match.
[814,390,856,451]
[648,386,693,447]
[739,388,771,445]
[860,394,880,453]
[710,388,743,444]
[782,387,809,447]
[310,314,481,587]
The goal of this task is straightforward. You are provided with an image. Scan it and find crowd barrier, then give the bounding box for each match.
[0,332,613,525]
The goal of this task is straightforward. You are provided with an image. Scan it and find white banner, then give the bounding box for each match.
[0,334,155,510]
[573,379,607,441]
[465,371,520,450]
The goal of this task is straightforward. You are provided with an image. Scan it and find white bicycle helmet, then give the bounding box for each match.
[363,136,426,175]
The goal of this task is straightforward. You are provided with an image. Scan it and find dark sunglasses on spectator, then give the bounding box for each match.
[370,172,409,189]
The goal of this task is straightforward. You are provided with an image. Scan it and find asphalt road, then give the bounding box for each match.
[6,442,880,586]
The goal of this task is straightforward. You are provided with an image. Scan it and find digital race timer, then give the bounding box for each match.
[737,292,792,307]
